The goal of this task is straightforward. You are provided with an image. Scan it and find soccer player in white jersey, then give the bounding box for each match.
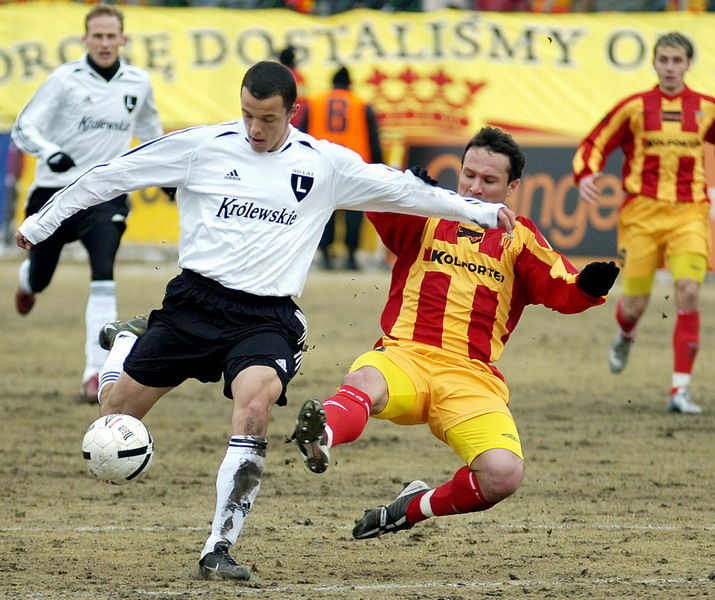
[11,4,167,403]
[16,60,516,582]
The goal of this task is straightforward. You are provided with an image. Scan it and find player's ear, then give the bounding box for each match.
[506,179,520,197]
[288,102,300,122]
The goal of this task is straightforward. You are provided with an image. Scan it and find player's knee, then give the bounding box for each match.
[472,450,524,503]
[622,294,649,320]
[485,468,522,503]
[28,274,52,293]
[675,278,699,308]
[343,367,371,387]
[237,388,280,418]
[342,367,387,413]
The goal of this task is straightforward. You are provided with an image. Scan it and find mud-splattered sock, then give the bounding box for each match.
[200,435,267,558]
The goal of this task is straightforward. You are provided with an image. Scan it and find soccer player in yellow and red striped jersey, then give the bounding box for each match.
[293,126,619,539]
[573,32,715,415]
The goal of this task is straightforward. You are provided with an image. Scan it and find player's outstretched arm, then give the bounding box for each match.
[407,165,438,186]
[407,164,514,232]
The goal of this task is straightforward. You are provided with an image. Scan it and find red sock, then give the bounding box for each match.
[323,385,372,447]
[616,297,637,338]
[406,465,494,524]
[673,310,699,375]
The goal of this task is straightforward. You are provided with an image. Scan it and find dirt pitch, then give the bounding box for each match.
[0,253,714,600]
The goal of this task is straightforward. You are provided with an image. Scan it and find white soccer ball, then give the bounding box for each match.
[81,414,154,485]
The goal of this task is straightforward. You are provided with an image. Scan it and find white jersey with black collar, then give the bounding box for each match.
[20,122,504,297]
[11,54,163,189]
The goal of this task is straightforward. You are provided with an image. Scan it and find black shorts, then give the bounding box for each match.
[123,270,307,405]
[26,187,129,242]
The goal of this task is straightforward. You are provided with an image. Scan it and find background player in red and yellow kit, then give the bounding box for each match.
[293,126,619,538]
[573,32,715,415]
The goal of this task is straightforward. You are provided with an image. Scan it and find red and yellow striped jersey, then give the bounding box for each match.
[573,85,715,204]
[368,213,604,369]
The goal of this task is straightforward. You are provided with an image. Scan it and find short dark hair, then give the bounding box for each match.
[278,46,296,69]
[241,61,297,112]
[85,4,124,33]
[654,32,694,60]
[332,66,351,88]
[462,126,525,182]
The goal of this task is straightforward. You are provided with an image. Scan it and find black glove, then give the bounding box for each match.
[47,152,76,173]
[577,261,619,297]
[407,165,438,186]
[161,187,177,201]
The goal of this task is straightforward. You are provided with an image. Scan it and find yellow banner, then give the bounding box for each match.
[3,5,714,245]
[4,6,715,134]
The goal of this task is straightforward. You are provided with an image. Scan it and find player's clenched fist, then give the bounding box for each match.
[577,261,620,297]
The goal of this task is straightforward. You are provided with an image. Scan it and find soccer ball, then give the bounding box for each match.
[81,414,154,485]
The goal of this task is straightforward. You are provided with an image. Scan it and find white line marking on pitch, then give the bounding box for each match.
[16,576,715,598]
[2,522,714,533]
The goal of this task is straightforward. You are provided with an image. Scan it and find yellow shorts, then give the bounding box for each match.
[348,338,523,463]
[446,414,523,465]
[618,196,710,294]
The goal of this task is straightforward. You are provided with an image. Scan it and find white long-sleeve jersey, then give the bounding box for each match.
[20,122,505,297]
[11,55,163,189]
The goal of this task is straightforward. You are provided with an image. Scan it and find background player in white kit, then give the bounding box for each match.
[16,61,515,582]
[11,4,166,402]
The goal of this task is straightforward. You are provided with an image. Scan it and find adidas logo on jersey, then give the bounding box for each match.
[275,359,287,373]
[224,169,241,181]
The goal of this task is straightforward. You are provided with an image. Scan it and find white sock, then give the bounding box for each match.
[18,259,32,293]
[619,328,636,342]
[201,436,267,558]
[84,280,117,381]
[672,373,691,390]
[98,332,136,401]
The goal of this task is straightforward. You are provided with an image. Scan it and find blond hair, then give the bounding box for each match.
[85,4,124,33]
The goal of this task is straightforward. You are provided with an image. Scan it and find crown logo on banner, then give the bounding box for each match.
[365,67,487,138]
